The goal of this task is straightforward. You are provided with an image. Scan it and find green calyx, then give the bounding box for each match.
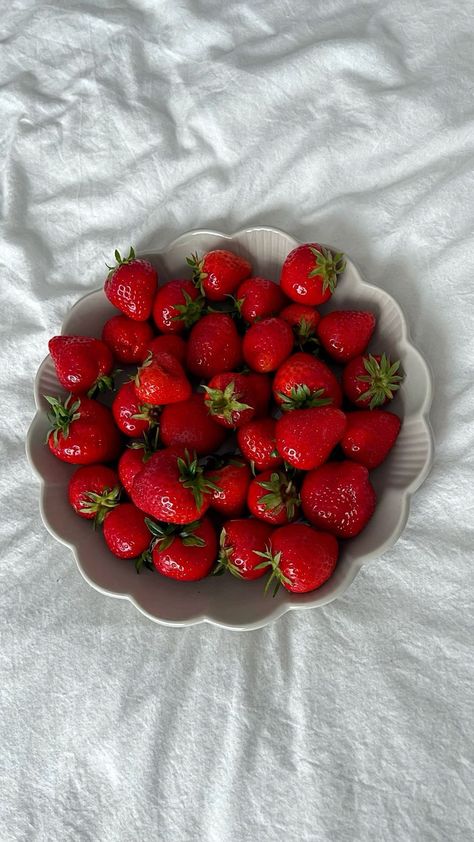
[203,380,252,425]
[213,528,244,578]
[309,246,346,294]
[254,546,292,597]
[177,449,221,510]
[257,471,300,520]
[131,400,161,428]
[172,288,205,328]
[278,384,332,411]
[44,394,82,445]
[106,246,136,274]
[186,252,208,294]
[293,318,320,350]
[356,353,404,409]
[128,427,160,461]
[80,485,121,528]
[145,517,206,552]
[87,370,120,399]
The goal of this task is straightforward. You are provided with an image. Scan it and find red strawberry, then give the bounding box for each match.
[112,381,159,437]
[101,315,154,365]
[275,406,346,470]
[160,393,227,456]
[103,503,150,558]
[148,334,187,365]
[235,277,287,323]
[255,523,338,594]
[341,410,401,469]
[135,351,191,405]
[49,335,114,396]
[203,373,255,429]
[118,429,161,495]
[206,460,251,517]
[243,373,272,418]
[247,469,300,526]
[68,464,120,524]
[242,317,293,373]
[46,394,121,465]
[148,517,218,581]
[152,279,203,334]
[104,247,157,321]
[186,314,242,378]
[215,519,273,580]
[342,353,403,409]
[131,447,218,524]
[188,249,251,301]
[317,310,376,363]
[279,303,320,346]
[301,461,376,538]
[237,417,283,472]
[280,243,345,305]
[273,352,342,409]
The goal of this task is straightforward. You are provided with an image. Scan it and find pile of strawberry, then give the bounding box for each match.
[44,243,403,595]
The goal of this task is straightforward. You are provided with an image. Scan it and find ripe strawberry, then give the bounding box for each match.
[148,334,187,365]
[244,372,272,418]
[342,353,403,409]
[135,351,191,405]
[255,523,338,594]
[275,406,346,470]
[112,381,159,437]
[280,244,345,305]
[203,373,255,429]
[104,247,157,321]
[341,410,401,469]
[49,335,114,396]
[215,519,273,580]
[206,460,251,517]
[301,461,376,538]
[237,417,282,472]
[46,394,121,465]
[101,315,154,364]
[68,464,120,524]
[147,517,218,581]
[186,313,242,378]
[279,303,320,346]
[242,317,293,373]
[103,503,150,558]
[118,429,161,495]
[152,279,203,333]
[160,393,227,455]
[273,352,342,409]
[235,277,287,323]
[188,249,251,301]
[247,469,300,525]
[131,447,219,524]
[317,310,376,363]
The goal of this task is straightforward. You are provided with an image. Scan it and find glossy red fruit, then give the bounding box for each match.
[135,351,191,405]
[279,303,321,345]
[186,313,243,378]
[160,393,227,456]
[152,279,203,334]
[273,352,342,409]
[236,277,287,323]
[147,334,187,365]
[112,381,159,437]
[118,429,161,495]
[317,310,376,363]
[149,517,218,581]
[301,461,376,538]
[68,464,120,524]
[247,469,300,526]
[275,406,346,470]
[242,317,294,373]
[342,353,403,409]
[280,243,345,305]
[188,249,251,301]
[341,410,401,469]
[215,519,274,580]
[103,503,150,558]
[237,417,283,471]
[49,335,114,396]
[203,372,255,429]
[206,461,252,517]
[243,373,272,418]
[256,523,338,594]
[104,247,157,321]
[101,315,154,364]
[46,394,121,465]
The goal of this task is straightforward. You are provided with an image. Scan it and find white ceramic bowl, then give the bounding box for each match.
[26,227,433,630]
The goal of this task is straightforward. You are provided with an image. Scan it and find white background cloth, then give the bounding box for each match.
[1,2,473,840]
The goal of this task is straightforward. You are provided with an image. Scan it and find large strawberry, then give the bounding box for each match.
[275,406,346,470]
[68,464,120,525]
[273,352,342,409]
[235,277,287,323]
[134,351,191,405]
[160,393,227,456]
[279,302,320,347]
[188,249,251,301]
[342,353,403,409]
[301,461,376,538]
[152,279,203,333]
[46,394,121,464]
[215,519,273,580]
[112,381,159,437]
[280,244,345,305]
[247,469,300,526]
[237,417,282,472]
[147,334,187,365]
[203,373,255,429]
[206,460,251,518]
[147,517,217,580]
[242,317,294,373]
[317,310,376,363]
[254,523,338,594]
[101,315,154,364]
[49,335,114,396]
[186,313,242,378]
[103,503,151,558]
[341,410,401,469]
[104,247,157,321]
[118,429,161,495]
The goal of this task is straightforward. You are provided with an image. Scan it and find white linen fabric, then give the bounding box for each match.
[1,2,473,840]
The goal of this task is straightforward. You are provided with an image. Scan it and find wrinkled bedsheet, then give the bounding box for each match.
[1,2,473,840]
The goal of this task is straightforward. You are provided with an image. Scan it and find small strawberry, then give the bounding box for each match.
[206,460,252,518]
[187,249,251,301]
[103,503,151,559]
[247,469,300,526]
[244,372,272,418]
[215,519,273,580]
[301,461,376,538]
[104,246,157,321]
[49,335,114,396]
[254,523,338,595]
[112,381,159,437]
[203,373,255,429]
[148,334,187,365]
[134,351,191,405]
[235,277,287,323]
[152,279,204,333]
[118,429,161,495]
[68,464,120,525]
[46,394,121,465]
[242,317,294,373]
[279,303,321,347]
[101,315,154,365]
[280,244,345,305]
[147,517,217,580]
[317,310,376,363]
[342,353,403,409]
[273,352,342,409]
[341,410,401,469]
[275,406,346,470]
[237,417,282,472]
[160,393,227,456]
[186,313,242,378]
